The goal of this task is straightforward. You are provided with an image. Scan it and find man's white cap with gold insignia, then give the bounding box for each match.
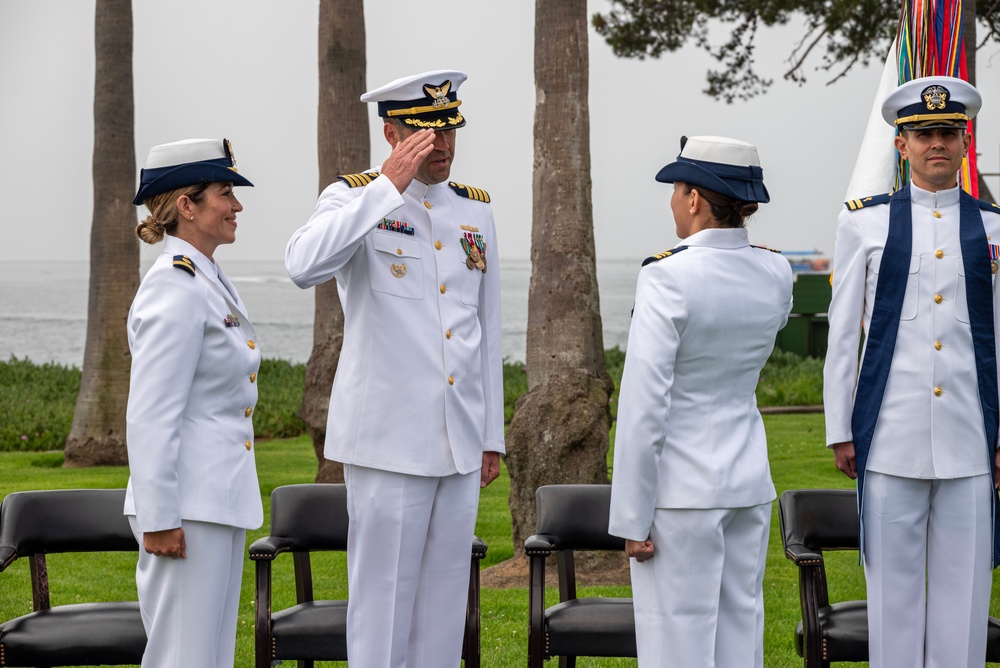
[361,69,468,130]
[881,75,982,130]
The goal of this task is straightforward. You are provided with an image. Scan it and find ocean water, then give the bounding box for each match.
[0,259,641,368]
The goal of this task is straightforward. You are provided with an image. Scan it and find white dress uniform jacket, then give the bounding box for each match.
[824,184,1000,478]
[125,235,263,532]
[609,227,793,541]
[285,172,504,475]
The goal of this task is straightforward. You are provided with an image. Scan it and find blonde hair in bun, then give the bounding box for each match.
[134,183,209,244]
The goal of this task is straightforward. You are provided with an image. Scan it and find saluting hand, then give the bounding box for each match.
[626,538,655,562]
[143,527,186,559]
[832,441,857,480]
[381,129,436,193]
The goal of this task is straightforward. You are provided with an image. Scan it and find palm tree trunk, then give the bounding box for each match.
[64,0,138,467]
[303,0,369,482]
[504,0,614,557]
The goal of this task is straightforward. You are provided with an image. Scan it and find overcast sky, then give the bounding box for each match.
[2,1,998,265]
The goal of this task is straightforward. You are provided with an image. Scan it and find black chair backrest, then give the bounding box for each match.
[779,488,859,552]
[535,484,624,552]
[269,483,349,552]
[0,489,136,568]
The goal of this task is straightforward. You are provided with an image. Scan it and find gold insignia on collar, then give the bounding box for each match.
[391,263,407,278]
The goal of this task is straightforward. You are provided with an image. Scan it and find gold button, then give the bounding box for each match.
[424,201,433,209]
[446,329,452,339]
[245,440,253,450]
[245,407,253,417]
[249,372,257,383]
[934,294,943,304]
[934,341,943,350]
[435,241,442,250]
[934,387,943,397]
[448,375,455,385]
[440,284,447,294]
[933,210,942,218]
[396,248,403,255]
[935,250,944,259]
[248,340,256,350]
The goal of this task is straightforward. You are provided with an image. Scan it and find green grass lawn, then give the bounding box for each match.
[2,413,1000,666]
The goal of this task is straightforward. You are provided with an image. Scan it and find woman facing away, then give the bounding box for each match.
[608,135,793,668]
[124,138,261,667]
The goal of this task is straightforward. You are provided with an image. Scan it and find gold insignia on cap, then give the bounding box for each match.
[424,80,452,109]
[405,116,447,128]
[922,85,949,111]
[225,139,239,173]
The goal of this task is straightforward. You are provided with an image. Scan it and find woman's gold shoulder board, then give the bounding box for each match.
[172,255,195,276]
[642,245,689,266]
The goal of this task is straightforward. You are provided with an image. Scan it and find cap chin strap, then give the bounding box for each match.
[895,112,969,126]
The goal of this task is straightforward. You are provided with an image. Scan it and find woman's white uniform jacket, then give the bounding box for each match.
[284,172,504,477]
[124,236,263,533]
[609,227,793,542]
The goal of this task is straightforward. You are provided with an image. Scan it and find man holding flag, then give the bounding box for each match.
[824,75,1000,667]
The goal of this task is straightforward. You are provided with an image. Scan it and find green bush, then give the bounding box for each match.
[757,348,825,407]
[0,357,80,452]
[1,348,824,453]
[0,357,306,453]
[253,359,308,439]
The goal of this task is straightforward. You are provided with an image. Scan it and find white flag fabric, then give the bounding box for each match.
[844,45,900,201]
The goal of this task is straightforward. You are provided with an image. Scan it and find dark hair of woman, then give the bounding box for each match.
[679,183,758,228]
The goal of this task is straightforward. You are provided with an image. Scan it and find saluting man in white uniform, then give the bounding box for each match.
[825,76,1000,668]
[609,136,792,667]
[125,138,262,667]
[284,70,503,668]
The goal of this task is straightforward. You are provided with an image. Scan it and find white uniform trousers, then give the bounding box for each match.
[862,471,993,668]
[344,464,480,668]
[630,503,771,668]
[128,518,246,668]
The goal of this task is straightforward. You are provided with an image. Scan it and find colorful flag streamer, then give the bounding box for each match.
[895,0,979,196]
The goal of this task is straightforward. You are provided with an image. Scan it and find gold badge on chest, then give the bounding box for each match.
[391,263,407,278]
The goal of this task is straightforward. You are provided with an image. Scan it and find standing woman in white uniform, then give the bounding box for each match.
[124,138,262,667]
[608,136,793,668]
